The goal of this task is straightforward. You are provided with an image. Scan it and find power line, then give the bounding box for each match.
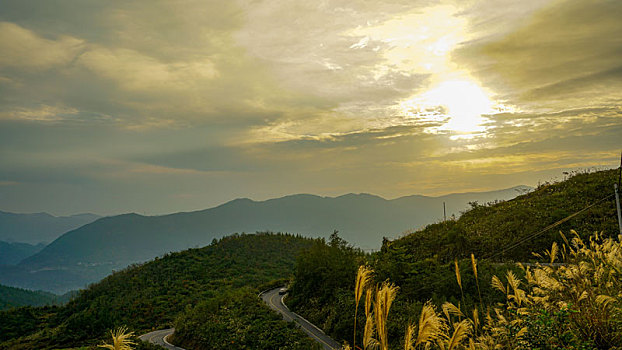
[406,192,616,296]
[481,193,615,262]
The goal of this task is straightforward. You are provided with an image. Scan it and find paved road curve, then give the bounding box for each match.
[139,328,185,350]
[261,287,342,350]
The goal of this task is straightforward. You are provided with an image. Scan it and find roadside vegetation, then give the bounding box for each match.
[173,288,321,349]
[288,168,621,349]
[345,229,622,349]
[0,233,319,349]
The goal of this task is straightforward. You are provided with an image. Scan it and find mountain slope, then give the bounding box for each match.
[0,285,61,310]
[0,241,45,265]
[383,168,619,264]
[0,233,318,349]
[0,211,100,244]
[5,187,527,293]
[286,168,621,349]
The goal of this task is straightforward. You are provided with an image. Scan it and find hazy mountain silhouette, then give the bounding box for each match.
[3,187,529,293]
[0,211,100,244]
[0,241,45,265]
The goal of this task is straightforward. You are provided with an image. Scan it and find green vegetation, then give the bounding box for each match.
[0,284,67,310]
[347,230,622,349]
[288,168,621,349]
[173,288,321,349]
[390,169,618,263]
[0,233,319,349]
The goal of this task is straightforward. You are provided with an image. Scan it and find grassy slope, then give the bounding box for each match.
[388,168,619,263]
[289,168,621,348]
[0,233,318,350]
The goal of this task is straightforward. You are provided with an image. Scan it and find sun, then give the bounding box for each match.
[401,79,495,135]
[425,80,494,133]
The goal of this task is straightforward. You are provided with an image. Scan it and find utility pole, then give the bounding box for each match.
[616,152,622,235]
[443,202,447,221]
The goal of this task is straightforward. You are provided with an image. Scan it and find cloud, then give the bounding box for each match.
[77,47,218,93]
[0,22,84,70]
[0,0,620,215]
[0,104,79,122]
[455,0,622,109]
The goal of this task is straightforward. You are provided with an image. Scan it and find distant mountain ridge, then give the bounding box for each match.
[0,211,100,244]
[0,241,45,265]
[2,186,530,293]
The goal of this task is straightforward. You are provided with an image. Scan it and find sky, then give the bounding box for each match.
[0,0,620,216]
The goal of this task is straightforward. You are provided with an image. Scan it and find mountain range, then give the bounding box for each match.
[0,211,100,245]
[0,241,45,265]
[0,186,530,293]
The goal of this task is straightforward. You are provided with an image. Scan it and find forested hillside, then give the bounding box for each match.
[288,168,621,349]
[0,233,318,350]
[0,284,64,310]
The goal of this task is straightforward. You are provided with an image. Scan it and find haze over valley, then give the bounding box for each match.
[1,186,528,293]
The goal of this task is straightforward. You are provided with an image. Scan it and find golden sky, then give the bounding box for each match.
[0,0,620,215]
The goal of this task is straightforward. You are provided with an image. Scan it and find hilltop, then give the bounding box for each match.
[385,168,619,263]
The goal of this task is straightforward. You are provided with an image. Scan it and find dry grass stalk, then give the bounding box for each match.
[446,319,472,350]
[471,254,482,306]
[415,302,447,348]
[404,323,415,350]
[363,313,378,350]
[374,281,398,350]
[98,326,135,350]
[354,266,374,349]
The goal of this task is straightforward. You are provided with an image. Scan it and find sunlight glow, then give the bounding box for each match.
[424,80,493,132]
[400,79,496,135]
[346,5,467,74]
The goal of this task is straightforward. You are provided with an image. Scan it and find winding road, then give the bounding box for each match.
[139,328,184,350]
[260,288,341,350]
[139,288,341,350]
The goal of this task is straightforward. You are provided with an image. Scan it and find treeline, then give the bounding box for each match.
[0,232,320,349]
[0,284,69,310]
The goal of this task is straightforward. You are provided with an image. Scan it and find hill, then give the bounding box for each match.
[383,168,619,264]
[0,241,45,265]
[286,168,621,348]
[0,211,100,244]
[0,232,319,349]
[3,187,527,293]
[0,284,62,310]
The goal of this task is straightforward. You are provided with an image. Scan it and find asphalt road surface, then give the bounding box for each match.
[139,328,185,350]
[261,287,342,350]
